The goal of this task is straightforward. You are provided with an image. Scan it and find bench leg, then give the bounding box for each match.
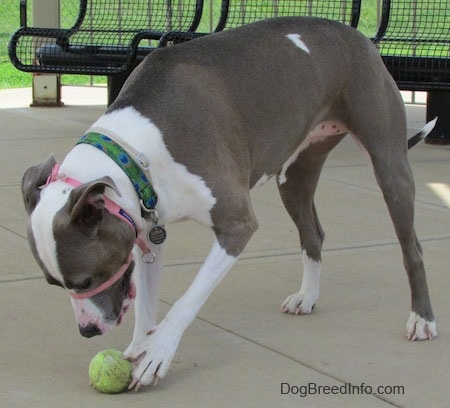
[426,91,450,145]
[31,74,63,107]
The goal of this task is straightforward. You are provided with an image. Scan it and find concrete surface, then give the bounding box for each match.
[0,86,449,408]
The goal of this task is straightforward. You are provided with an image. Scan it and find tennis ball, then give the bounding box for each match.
[88,349,133,393]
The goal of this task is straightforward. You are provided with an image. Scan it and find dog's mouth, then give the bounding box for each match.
[118,266,136,323]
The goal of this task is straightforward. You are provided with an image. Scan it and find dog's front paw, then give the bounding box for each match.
[406,312,437,341]
[124,326,181,390]
[281,292,317,315]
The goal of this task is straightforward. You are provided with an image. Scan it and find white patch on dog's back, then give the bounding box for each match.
[90,107,217,226]
[286,33,310,54]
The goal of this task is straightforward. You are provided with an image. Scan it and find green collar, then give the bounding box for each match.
[77,131,157,211]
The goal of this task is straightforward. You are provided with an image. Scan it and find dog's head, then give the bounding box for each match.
[22,156,136,337]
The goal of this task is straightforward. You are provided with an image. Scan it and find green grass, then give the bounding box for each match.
[359,0,379,37]
[1,1,30,88]
[0,60,31,89]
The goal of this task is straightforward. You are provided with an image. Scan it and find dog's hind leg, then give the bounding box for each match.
[370,147,436,340]
[277,135,345,315]
[350,106,437,340]
[341,58,436,339]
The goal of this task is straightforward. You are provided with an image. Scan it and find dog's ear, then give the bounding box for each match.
[68,177,120,229]
[21,155,57,214]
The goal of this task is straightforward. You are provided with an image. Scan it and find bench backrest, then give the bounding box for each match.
[64,0,203,44]
[375,0,450,58]
[373,0,450,90]
[12,0,204,60]
[215,0,362,31]
[9,0,204,74]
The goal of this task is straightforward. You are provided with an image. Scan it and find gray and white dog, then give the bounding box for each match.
[22,17,437,390]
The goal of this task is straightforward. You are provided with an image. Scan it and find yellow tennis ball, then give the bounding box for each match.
[88,349,133,393]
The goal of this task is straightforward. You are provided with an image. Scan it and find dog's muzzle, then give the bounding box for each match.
[70,254,136,337]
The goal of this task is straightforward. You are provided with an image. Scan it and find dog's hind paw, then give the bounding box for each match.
[281,292,317,315]
[406,312,437,341]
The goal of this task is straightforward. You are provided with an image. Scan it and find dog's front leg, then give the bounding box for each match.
[127,238,241,390]
[123,243,163,356]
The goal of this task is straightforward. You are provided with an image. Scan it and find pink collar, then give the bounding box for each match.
[46,164,138,232]
[46,164,154,299]
[69,254,133,300]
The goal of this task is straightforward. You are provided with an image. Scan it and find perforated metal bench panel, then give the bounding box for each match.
[9,0,203,75]
[374,0,450,90]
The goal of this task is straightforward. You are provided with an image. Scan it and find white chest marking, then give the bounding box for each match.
[89,107,217,226]
[286,33,310,54]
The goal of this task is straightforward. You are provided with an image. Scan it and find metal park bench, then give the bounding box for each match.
[374,0,450,142]
[8,0,204,103]
[9,0,203,75]
[9,0,362,105]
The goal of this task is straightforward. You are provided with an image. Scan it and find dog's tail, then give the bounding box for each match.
[408,117,437,149]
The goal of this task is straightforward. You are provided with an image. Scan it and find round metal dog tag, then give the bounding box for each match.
[148,225,166,245]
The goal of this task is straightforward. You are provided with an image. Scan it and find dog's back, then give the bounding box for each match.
[111,17,393,188]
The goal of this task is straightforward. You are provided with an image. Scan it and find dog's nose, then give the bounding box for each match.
[79,324,102,338]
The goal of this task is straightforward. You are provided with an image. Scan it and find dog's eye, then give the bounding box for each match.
[78,278,92,290]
